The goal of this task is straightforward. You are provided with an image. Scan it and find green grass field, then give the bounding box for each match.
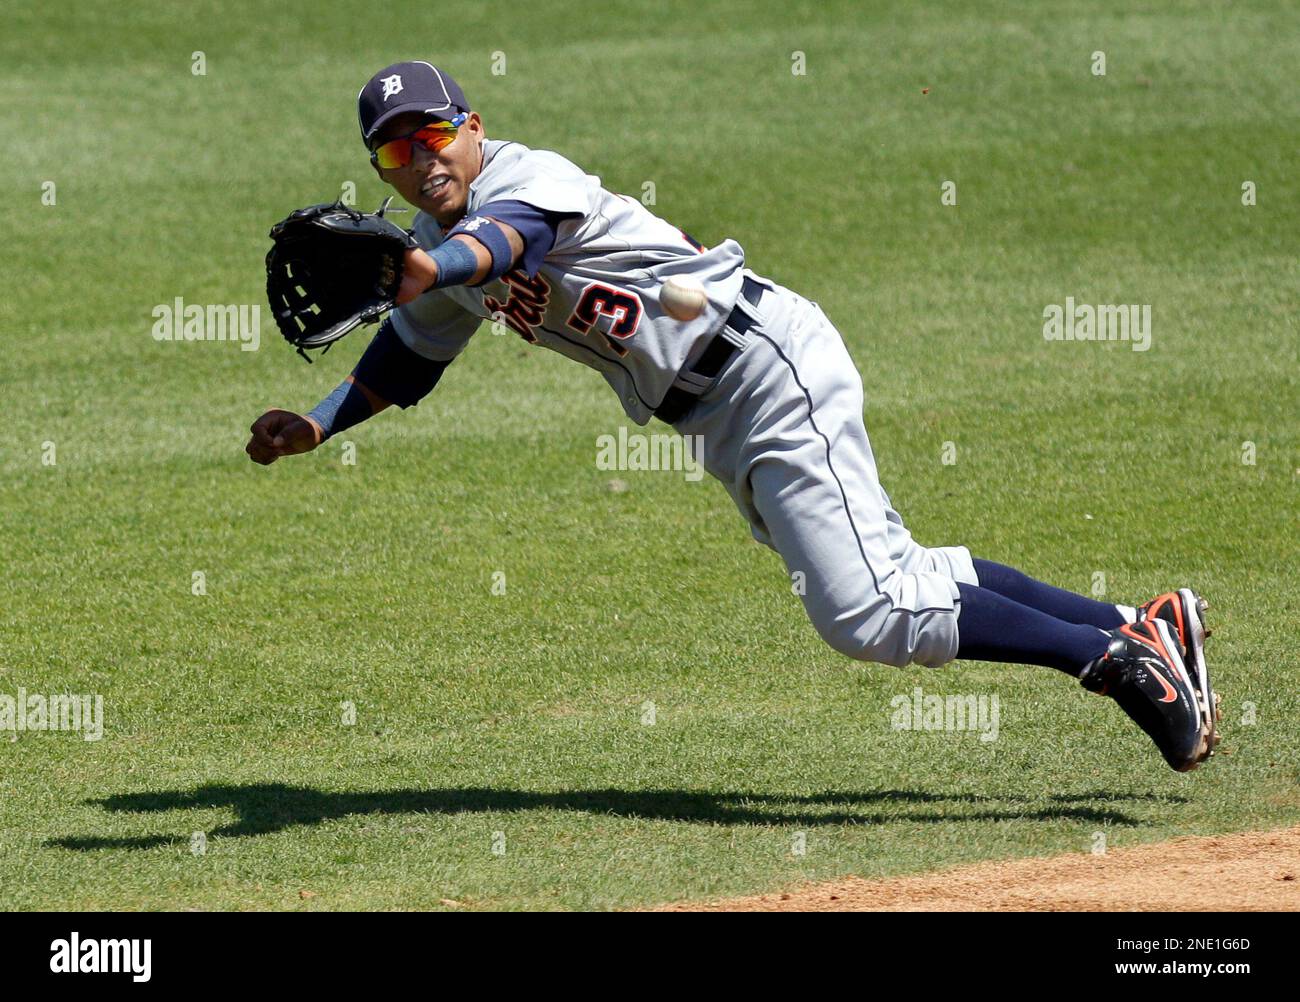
[2,0,1297,910]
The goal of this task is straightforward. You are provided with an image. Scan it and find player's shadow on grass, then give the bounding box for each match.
[48,784,1182,850]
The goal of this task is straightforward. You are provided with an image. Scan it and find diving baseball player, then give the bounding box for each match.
[247,61,1220,771]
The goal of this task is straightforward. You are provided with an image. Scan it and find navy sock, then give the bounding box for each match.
[972,558,1126,630]
[956,582,1111,675]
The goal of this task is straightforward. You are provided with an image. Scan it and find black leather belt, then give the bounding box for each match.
[653,276,764,424]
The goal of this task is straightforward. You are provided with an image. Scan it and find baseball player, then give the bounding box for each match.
[247,61,1220,771]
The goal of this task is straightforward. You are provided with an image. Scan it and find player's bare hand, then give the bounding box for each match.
[397,247,438,305]
[246,409,322,465]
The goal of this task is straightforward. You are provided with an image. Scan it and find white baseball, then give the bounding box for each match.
[659,275,708,321]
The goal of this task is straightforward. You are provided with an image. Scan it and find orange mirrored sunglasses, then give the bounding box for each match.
[370,113,468,169]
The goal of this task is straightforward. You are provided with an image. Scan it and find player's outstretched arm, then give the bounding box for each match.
[396,220,525,305]
[245,319,451,466]
[245,377,391,466]
[398,247,441,305]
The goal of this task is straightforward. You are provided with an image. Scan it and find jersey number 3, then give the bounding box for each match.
[567,283,641,357]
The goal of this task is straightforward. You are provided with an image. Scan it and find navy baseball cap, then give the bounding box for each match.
[358,61,470,146]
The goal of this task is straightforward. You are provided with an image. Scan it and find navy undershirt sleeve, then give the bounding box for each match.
[352,319,452,409]
[464,199,579,277]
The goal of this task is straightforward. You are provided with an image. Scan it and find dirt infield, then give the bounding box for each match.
[658,827,1300,911]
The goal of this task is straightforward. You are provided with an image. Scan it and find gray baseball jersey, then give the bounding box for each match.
[390,139,746,424]
[389,137,974,670]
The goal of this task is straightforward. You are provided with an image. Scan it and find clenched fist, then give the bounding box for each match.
[246,409,323,465]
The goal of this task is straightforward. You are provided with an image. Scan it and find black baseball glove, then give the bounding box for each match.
[265,197,418,361]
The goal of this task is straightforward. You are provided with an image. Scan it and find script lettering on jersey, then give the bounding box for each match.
[483,270,552,342]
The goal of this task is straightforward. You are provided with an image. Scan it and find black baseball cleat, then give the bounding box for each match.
[1080,618,1216,772]
[1138,589,1221,757]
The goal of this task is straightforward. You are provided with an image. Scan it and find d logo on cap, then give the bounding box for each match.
[357,61,471,146]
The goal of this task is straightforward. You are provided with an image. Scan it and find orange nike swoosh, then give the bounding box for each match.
[1121,623,1179,703]
[1149,666,1179,703]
